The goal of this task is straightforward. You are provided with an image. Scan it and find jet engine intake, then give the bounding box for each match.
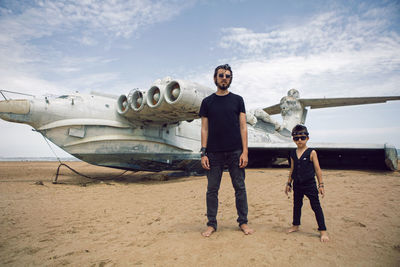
[116,79,214,124]
[147,86,162,108]
[164,80,214,121]
[145,77,174,113]
[117,90,150,122]
[130,90,146,112]
[117,94,130,115]
[165,80,212,110]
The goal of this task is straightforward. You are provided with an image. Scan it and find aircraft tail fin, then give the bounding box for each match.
[263,103,281,115]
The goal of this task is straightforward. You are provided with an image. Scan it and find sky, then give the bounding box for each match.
[0,0,399,158]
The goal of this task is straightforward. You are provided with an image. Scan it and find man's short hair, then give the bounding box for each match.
[214,64,233,78]
[214,64,233,87]
[291,124,309,136]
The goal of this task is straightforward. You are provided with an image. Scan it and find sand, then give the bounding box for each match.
[0,161,399,266]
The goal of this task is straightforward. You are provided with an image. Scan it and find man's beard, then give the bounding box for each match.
[216,81,230,90]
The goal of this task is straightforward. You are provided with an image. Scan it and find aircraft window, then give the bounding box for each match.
[58,95,70,99]
[56,95,83,101]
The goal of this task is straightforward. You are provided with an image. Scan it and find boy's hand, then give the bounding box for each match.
[319,187,325,198]
[285,185,292,196]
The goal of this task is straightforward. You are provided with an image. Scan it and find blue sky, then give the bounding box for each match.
[0,0,399,157]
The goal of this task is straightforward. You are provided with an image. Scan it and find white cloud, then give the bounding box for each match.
[0,0,195,95]
[79,36,98,46]
[217,3,400,109]
[1,0,194,40]
[313,126,400,136]
[220,6,398,57]
[311,126,400,146]
[0,69,66,95]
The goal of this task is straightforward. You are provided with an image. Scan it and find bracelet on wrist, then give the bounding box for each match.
[286,182,292,187]
[200,147,207,157]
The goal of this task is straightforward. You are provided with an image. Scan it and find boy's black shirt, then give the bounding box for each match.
[199,92,245,152]
[290,148,315,186]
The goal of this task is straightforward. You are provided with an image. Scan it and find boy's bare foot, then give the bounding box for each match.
[240,224,254,235]
[287,225,299,233]
[201,226,215,237]
[320,231,329,242]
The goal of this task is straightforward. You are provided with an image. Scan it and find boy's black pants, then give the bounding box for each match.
[293,183,326,231]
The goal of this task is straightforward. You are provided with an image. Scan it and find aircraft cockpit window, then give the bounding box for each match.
[56,95,83,101]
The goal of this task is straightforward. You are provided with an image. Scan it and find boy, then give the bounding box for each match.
[285,124,329,242]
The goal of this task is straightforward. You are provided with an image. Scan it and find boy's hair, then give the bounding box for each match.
[291,124,309,136]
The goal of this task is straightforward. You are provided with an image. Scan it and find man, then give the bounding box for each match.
[199,64,254,237]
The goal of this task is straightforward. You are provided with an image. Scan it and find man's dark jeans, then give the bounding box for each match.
[206,149,248,230]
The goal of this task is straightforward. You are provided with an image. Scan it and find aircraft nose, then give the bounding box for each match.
[0,99,30,114]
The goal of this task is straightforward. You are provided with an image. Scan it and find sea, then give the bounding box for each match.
[0,157,80,162]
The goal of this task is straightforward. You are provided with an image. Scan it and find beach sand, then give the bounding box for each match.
[0,161,399,266]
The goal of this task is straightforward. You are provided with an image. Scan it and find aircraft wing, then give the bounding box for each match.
[262,96,400,114]
[248,142,398,170]
[300,96,400,109]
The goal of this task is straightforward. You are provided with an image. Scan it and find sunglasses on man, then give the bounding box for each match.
[293,136,307,141]
[218,73,231,79]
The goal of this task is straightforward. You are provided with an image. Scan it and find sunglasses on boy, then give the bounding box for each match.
[293,136,307,141]
[218,73,231,79]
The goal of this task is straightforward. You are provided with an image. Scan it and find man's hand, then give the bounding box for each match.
[201,155,210,170]
[319,187,325,198]
[239,152,248,168]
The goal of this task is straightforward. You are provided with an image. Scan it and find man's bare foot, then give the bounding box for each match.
[320,231,329,242]
[287,225,299,233]
[240,224,254,235]
[201,226,215,237]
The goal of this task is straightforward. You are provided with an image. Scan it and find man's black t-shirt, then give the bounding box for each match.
[199,92,246,152]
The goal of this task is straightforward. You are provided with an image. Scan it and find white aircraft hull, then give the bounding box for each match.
[0,80,398,171]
